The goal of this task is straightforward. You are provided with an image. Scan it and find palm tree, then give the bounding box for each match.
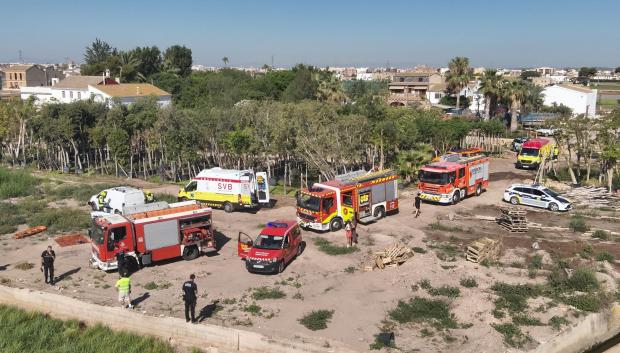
[520,83,545,115]
[222,57,229,67]
[317,76,346,103]
[479,69,501,120]
[84,38,113,65]
[502,80,527,132]
[446,57,473,109]
[118,51,144,83]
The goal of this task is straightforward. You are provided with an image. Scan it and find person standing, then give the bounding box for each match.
[40,245,56,285]
[115,273,133,309]
[351,214,358,245]
[414,192,422,218]
[116,249,127,277]
[344,222,353,247]
[182,274,198,323]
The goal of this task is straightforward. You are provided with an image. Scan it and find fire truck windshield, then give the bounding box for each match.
[520,148,539,156]
[253,235,284,250]
[418,170,450,185]
[90,224,105,245]
[297,193,321,212]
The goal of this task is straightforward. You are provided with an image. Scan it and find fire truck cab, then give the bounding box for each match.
[89,201,215,271]
[237,220,302,274]
[418,154,489,205]
[296,170,399,232]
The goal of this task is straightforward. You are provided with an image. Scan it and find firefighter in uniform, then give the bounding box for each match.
[40,245,56,285]
[145,190,154,203]
[182,274,198,323]
[97,191,107,209]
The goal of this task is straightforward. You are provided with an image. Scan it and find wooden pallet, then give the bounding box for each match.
[497,207,528,232]
[466,237,502,263]
[367,243,412,270]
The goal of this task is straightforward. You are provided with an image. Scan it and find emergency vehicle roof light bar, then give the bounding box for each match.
[267,222,288,228]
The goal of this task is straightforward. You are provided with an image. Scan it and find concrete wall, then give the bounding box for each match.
[543,85,597,117]
[529,304,620,353]
[0,285,355,353]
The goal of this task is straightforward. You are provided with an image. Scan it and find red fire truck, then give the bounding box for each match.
[296,170,399,232]
[418,153,490,204]
[89,201,215,271]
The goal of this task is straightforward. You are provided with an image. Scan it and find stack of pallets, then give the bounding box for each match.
[497,207,528,232]
[466,237,502,263]
[366,243,412,270]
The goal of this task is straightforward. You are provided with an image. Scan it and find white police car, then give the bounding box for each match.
[503,184,572,212]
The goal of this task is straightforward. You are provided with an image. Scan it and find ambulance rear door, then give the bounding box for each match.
[256,172,270,204]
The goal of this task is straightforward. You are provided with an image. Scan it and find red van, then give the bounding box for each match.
[237,220,303,274]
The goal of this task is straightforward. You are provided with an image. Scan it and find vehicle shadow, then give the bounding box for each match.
[131,292,150,307]
[214,230,231,251]
[0,264,9,271]
[197,300,219,322]
[55,267,81,283]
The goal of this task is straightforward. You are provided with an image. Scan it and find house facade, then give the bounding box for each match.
[20,75,118,105]
[388,72,444,106]
[2,65,64,90]
[543,84,597,117]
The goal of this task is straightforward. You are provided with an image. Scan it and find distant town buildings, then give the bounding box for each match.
[1,64,64,90]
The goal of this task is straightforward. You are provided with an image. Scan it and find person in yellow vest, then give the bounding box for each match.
[97,191,107,209]
[115,274,133,309]
[145,190,154,203]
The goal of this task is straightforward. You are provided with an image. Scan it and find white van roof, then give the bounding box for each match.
[106,186,142,194]
[195,168,253,179]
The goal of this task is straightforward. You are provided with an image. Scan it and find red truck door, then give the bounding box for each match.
[238,232,253,258]
[108,223,133,256]
[282,233,293,263]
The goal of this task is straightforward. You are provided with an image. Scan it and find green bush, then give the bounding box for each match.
[428,285,460,298]
[596,251,615,262]
[564,294,604,312]
[592,230,610,240]
[0,304,175,353]
[243,303,262,316]
[569,215,590,233]
[548,316,570,330]
[529,254,543,270]
[512,315,544,326]
[143,282,158,290]
[429,221,461,232]
[251,286,286,300]
[566,268,599,292]
[491,282,542,313]
[298,310,334,331]
[388,297,458,329]
[492,323,530,348]
[0,167,38,199]
[460,277,478,288]
[28,208,90,233]
[412,247,427,254]
[154,193,177,204]
[313,238,358,255]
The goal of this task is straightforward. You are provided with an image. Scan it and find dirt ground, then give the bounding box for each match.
[1,156,619,353]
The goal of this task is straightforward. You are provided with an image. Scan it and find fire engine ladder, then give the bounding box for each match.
[335,169,396,186]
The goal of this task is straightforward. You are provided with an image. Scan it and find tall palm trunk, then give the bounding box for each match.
[455,86,461,109]
[510,101,519,132]
[484,95,492,121]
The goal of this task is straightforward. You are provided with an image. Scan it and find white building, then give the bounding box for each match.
[20,75,117,105]
[543,84,597,117]
[89,83,171,107]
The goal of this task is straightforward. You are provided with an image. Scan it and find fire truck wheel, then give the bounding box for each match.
[475,184,482,196]
[182,245,200,261]
[510,196,519,205]
[277,261,285,274]
[223,202,234,213]
[373,206,386,219]
[451,192,460,205]
[329,218,343,232]
[179,197,188,202]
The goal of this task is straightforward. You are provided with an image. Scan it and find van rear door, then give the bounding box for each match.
[256,172,270,204]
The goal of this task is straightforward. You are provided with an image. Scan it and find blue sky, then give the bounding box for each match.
[2,0,619,68]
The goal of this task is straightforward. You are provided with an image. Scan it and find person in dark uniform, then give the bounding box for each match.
[116,249,127,277]
[414,192,422,218]
[182,274,198,323]
[40,245,56,285]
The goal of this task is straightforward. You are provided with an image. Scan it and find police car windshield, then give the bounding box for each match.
[90,224,104,245]
[418,171,449,185]
[542,188,559,198]
[253,235,283,250]
[520,148,539,156]
[297,193,320,212]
